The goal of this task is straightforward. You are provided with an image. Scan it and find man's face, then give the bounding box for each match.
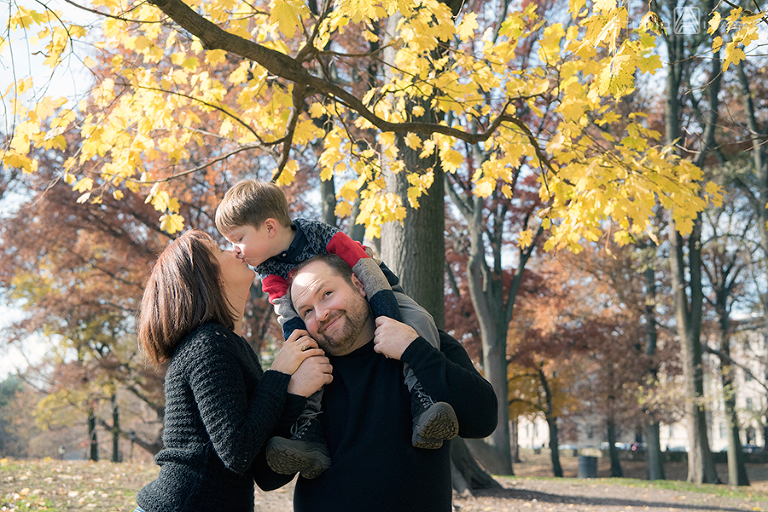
[291,260,372,356]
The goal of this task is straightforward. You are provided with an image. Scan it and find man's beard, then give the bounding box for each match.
[315,293,371,356]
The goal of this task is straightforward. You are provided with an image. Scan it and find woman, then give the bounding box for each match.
[134,230,332,512]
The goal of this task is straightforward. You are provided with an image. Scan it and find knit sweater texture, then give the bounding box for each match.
[269,330,498,512]
[136,323,291,512]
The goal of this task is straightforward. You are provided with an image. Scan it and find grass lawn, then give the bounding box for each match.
[0,458,159,511]
[2,454,768,511]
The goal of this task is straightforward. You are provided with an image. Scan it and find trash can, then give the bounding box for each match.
[577,455,598,478]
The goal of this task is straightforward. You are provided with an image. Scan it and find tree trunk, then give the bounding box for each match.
[607,419,623,478]
[450,438,502,490]
[463,211,513,474]
[537,365,561,477]
[380,152,445,327]
[111,393,120,463]
[88,411,98,462]
[511,419,522,463]
[644,423,665,480]
[320,176,336,227]
[669,223,720,484]
[736,62,768,448]
[717,308,750,486]
[380,10,495,490]
[546,416,563,477]
[642,262,665,480]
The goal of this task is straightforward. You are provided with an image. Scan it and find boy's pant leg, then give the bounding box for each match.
[304,388,323,412]
[393,290,440,391]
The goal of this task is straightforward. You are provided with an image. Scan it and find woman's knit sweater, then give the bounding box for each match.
[137,323,291,512]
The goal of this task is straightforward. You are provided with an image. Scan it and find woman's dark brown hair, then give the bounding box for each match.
[137,230,235,365]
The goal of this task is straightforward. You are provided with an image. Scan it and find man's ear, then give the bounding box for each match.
[351,274,367,297]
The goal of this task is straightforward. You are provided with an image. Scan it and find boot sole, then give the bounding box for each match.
[265,438,331,479]
[412,402,459,449]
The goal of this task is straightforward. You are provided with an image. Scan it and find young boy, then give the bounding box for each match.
[215,180,459,479]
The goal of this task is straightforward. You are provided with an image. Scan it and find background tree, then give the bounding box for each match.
[0,376,23,455]
[0,124,285,457]
[650,0,725,483]
[700,180,755,485]
[6,0,759,483]
[3,0,717,251]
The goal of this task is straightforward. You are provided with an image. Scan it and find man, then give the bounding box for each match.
[260,253,498,512]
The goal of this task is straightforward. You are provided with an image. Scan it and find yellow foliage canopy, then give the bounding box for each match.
[1,0,730,246]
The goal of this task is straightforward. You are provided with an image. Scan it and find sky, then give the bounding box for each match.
[1,1,96,380]
[0,306,50,380]
[1,0,96,131]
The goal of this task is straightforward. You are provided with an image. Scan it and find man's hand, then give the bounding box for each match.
[373,317,419,360]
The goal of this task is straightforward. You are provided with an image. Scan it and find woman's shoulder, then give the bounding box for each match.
[171,323,243,361]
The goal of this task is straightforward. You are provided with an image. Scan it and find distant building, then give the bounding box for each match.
[516,314,767,453]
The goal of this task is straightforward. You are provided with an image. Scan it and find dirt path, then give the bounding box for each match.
[450,452,768,512]
[454,478,765,512]
[252,453,768,512]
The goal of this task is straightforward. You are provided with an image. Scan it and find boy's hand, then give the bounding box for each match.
[373,317,419,360]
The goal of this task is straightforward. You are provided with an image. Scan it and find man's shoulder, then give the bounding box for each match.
[438,329,460,345]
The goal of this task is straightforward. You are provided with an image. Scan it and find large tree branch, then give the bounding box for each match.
[702,343,768,394]
[146,0,553,160]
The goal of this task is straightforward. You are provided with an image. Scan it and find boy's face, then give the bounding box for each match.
[222,224,276,267]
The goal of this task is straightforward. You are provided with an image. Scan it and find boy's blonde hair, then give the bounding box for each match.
[215,180,293,233]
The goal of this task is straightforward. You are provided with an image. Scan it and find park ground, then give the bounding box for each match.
[1,452,767,511]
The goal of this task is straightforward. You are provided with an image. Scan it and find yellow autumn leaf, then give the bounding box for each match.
[271,0,302,38]
[160,213,185,234]
[335,201,352,218]
[404,133,421,149]
[206,49,227,65]
[441,148,464,173]
[707,11,721,35]
[517,229,533,249]
[475,179,494,197]
[457,12,478,42]
[151,191,172,212]
[593,0,616,13]
[73,177,93,193]
[309,102,326,118]
[712,36,723,53]
[274,160,298,186]
[637,54,662,74]
[723,42,746,71]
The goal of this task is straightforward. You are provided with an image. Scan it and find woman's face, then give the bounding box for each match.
[205,239,256,293]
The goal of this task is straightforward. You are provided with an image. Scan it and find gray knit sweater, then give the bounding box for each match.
[137,323,291,512]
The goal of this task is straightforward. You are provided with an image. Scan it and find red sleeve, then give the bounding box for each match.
[326,232,370,268]
[261,274,289,304]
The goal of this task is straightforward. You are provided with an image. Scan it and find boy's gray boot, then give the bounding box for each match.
[410,383,459,449]
[266,411,331,479]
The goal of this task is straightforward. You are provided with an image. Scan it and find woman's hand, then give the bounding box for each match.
[287,354,333,397]
[269,330,325,376]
